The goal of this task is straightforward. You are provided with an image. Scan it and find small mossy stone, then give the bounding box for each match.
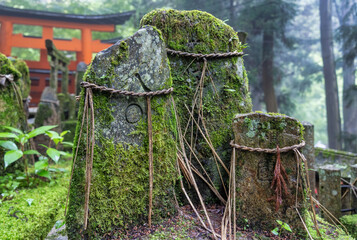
[66,26,177,239]
[233,112,305,237]
[141,9,252,201]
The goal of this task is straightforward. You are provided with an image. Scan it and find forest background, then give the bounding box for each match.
[0,0,356,152]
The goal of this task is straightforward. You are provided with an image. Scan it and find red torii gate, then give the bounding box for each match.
[0,5,133,106]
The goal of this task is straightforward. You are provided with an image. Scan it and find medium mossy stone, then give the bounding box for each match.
[66,26,177,239]
[233,112,305,236]
[141,9,252,201]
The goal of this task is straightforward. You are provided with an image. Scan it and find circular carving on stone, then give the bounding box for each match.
[125,104,143,123]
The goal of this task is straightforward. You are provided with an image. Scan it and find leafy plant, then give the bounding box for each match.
[271,220,292,236]
[0,125,70,184]
[0,125,56,184]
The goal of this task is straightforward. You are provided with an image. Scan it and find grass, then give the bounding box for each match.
[0,161,70,240]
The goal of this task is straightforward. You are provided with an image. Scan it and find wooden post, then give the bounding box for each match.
[81,27,92,64]
[0,20,13,56]
[350,164,357,213]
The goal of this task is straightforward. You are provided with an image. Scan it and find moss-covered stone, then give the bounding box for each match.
[58,93,76,121]
[233,112,305,237]
[66,26,177,239]
[141,9,252,201]
[0,53,26,175]
[12,58,31,99]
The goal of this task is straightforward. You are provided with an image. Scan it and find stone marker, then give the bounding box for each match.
[318,165,342,222]
[141,9,252,200]
[66,26,176,239]
[302,121,316,197]
[75,62,87,96]
[232,112,305,235]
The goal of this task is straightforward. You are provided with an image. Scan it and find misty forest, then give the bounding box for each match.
[0,0,357,239]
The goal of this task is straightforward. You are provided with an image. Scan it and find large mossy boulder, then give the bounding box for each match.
[141,9,252,200]
[66,26,177,239]
[0,53,26,175]
[233,112,305,236]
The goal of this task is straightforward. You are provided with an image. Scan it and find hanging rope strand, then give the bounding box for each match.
[147,96,154,227]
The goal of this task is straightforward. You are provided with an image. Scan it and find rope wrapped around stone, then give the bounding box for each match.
[166,49,244,59]
[80,81,174,97]
[230,140,305,153]
[0,74,14,87]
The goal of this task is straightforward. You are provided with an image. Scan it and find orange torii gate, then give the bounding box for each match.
[0,5,133,106]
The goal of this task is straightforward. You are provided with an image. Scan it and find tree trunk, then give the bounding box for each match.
[262,30,278,112]
[319,0,342,150]
[334,0,357,152]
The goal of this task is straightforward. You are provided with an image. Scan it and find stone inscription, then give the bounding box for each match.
[126,104,143,123]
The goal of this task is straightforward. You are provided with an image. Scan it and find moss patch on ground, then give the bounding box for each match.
[0,163,69,240]
[340,214,357,239]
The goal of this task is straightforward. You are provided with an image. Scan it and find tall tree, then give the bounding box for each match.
[238,0,296,112]
[319,0,342,150]
[334,0,357,152]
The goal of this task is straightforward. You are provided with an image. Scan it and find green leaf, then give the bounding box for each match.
[62,141,74,147]
[0,132,18,138]
[282,223,292,232]
[47,148,60,163]
[2,126,23,134]
[26,198,34,206]
[39,144,48,149]
[35,159,48,170]
[36,169,51,179]
[0,141,18,150]
[4,150,23,169]
[276,220,283,225]
[28,125,57,138]
[18,134,29,145]
[271,227,279,236]
[45,130,59,139]
[23,150,41,155]
[60,130,70,137]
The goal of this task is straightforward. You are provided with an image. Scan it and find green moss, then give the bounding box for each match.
[0,53,21,80]
[141,9,244,54]
[306,212,353,239]
[241,112,304,145]
[0,169,69,240]
[111,41,129,66]
[12,59,31,99]
[340,214,357,239]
